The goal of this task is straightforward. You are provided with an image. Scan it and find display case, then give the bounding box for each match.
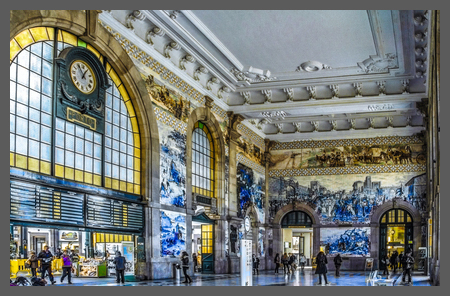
[78,258,107,277]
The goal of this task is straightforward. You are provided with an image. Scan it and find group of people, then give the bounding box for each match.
[380,249,415,284]
[26,245,80,285]
[24,245,129,285]
[273,253,307,274]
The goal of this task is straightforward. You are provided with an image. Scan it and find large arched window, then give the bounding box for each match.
[281,211,312,228]
[10,27,141,195]
[192,122,214,198]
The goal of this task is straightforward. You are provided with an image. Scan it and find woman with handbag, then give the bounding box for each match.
[60,250,73,284]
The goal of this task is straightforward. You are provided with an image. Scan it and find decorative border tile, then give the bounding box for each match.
[270,136,423,150]
[154,106,187,134]
[237,153,265,175]
[269,164,426,177]
[237,123,265,150]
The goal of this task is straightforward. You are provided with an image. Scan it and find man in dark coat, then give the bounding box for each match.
[252,254,260,275]
[390,250,399,273]
[315,251,329,285]
[38,245,56,284]
[401,250,414,285]
[380,254,390,276]
[333,253,343,277]
[114,251,126,284]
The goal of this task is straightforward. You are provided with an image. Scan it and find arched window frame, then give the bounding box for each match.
[380,209,413,224]
[10,27,141,195]
[191,121,215,198]
[281,211,313,228]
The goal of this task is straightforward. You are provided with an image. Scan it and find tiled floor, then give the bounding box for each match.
[13,268,432,286]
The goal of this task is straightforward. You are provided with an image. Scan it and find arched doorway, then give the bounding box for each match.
[379,209,414,259]
[281,211,313,261]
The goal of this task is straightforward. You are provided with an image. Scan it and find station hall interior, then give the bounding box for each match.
[9,10,440,286]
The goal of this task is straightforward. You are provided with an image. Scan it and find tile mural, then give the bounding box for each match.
[320,227,371,256]
[237,163,265,224]
[159,122,187,207]
[160,210,186,257]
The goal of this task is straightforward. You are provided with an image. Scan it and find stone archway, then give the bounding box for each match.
[370,198,423,268]
[272,203,321,263]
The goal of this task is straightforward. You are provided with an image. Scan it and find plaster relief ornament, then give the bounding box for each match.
[306,86,316,100]
[415,46,427,56]
[386,116,394,128]
[353,82,363,97]
[349,119,356,130]
[240,91,251,105]
[179,55,196,70]
[146,27,165,45]
[296,61,332,72]
[164,41,181,59]
[275,123,283,134]
[357,54,397,73]
[401,79,410,94]
[330,120,337,131]
[217,86,231,100]
[125,10,146,31]
[193,66,209,81]
[311,121,319,132]
[262,89,272,104]
[283,88,294,102]
[293,122,301,133]
[368,118,375,129]
[256,118,269,130]
[254,74,277,82]
[376,81,386,96]
[330,84,339,99]
[206,77,219,91]
[414,31,427,42]
[230,68,252,83]
[170,10,181,20]
[406,116,412,127]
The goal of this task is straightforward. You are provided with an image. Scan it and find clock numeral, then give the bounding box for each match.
[88,84,92,89]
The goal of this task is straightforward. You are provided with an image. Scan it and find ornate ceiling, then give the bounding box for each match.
[99,10,430,142]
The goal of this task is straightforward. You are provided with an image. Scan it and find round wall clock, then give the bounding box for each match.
[70,60,96,94]
[244,216,250,232]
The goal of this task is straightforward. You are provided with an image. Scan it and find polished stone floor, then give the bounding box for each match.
[14,267,431,286]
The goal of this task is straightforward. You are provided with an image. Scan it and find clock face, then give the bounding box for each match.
[245,217,250,232]
[70,60,96,94]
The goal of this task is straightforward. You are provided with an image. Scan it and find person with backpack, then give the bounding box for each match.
[281,253,290,274]
[274,253,280,274]
[333,253,343,277]
[38,245,56,285]
[315,251,330,285]
[60,250,73,284]
[114,251,126,284]
[181,251,192,283]
[401,250,415,285]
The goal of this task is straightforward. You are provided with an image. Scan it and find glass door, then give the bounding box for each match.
[201,224,214,273]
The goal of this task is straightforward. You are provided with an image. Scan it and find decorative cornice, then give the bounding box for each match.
[145,26,165,45]
[262,89,272,104]
[357,53,398,73]
[230,68,252,83]
[240,91,251,105]
[237,123,265,150]
[306,86,316,100]
[270,135,423,150]
[179,54,195,70]
[125,10,146,32]
[283,88,294,102]
[193,66,208,81]
[164,41,181,58]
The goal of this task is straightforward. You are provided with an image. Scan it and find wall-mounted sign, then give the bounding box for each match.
[66,107,97,130]
[60,231,79,241]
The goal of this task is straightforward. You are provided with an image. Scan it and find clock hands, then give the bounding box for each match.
[82,69,89,80]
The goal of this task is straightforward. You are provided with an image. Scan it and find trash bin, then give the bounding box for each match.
[173,264,181,282]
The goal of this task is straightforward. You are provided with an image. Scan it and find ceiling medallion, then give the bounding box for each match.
[296,61,332,72]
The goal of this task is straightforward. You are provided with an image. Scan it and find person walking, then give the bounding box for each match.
[333,253,343,277]
[181,251,192,283]
[274,253,280,274]
[299,253,307,270]
[398,252,404,270]
[192,253,198,272]
[390,250,399,273]
[114,251,126,284]
[289,253,296,273]
[380,254,390,276]
[60,250,73,284]
[401,250,414,285]
[38,245,56,284]
[315,251,330,285]
[252,254,260,275]
[281,253,290,274]
[29,251,39,277]
[54,248,63,259]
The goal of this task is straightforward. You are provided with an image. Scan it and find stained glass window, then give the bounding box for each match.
[192,122,214,198]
